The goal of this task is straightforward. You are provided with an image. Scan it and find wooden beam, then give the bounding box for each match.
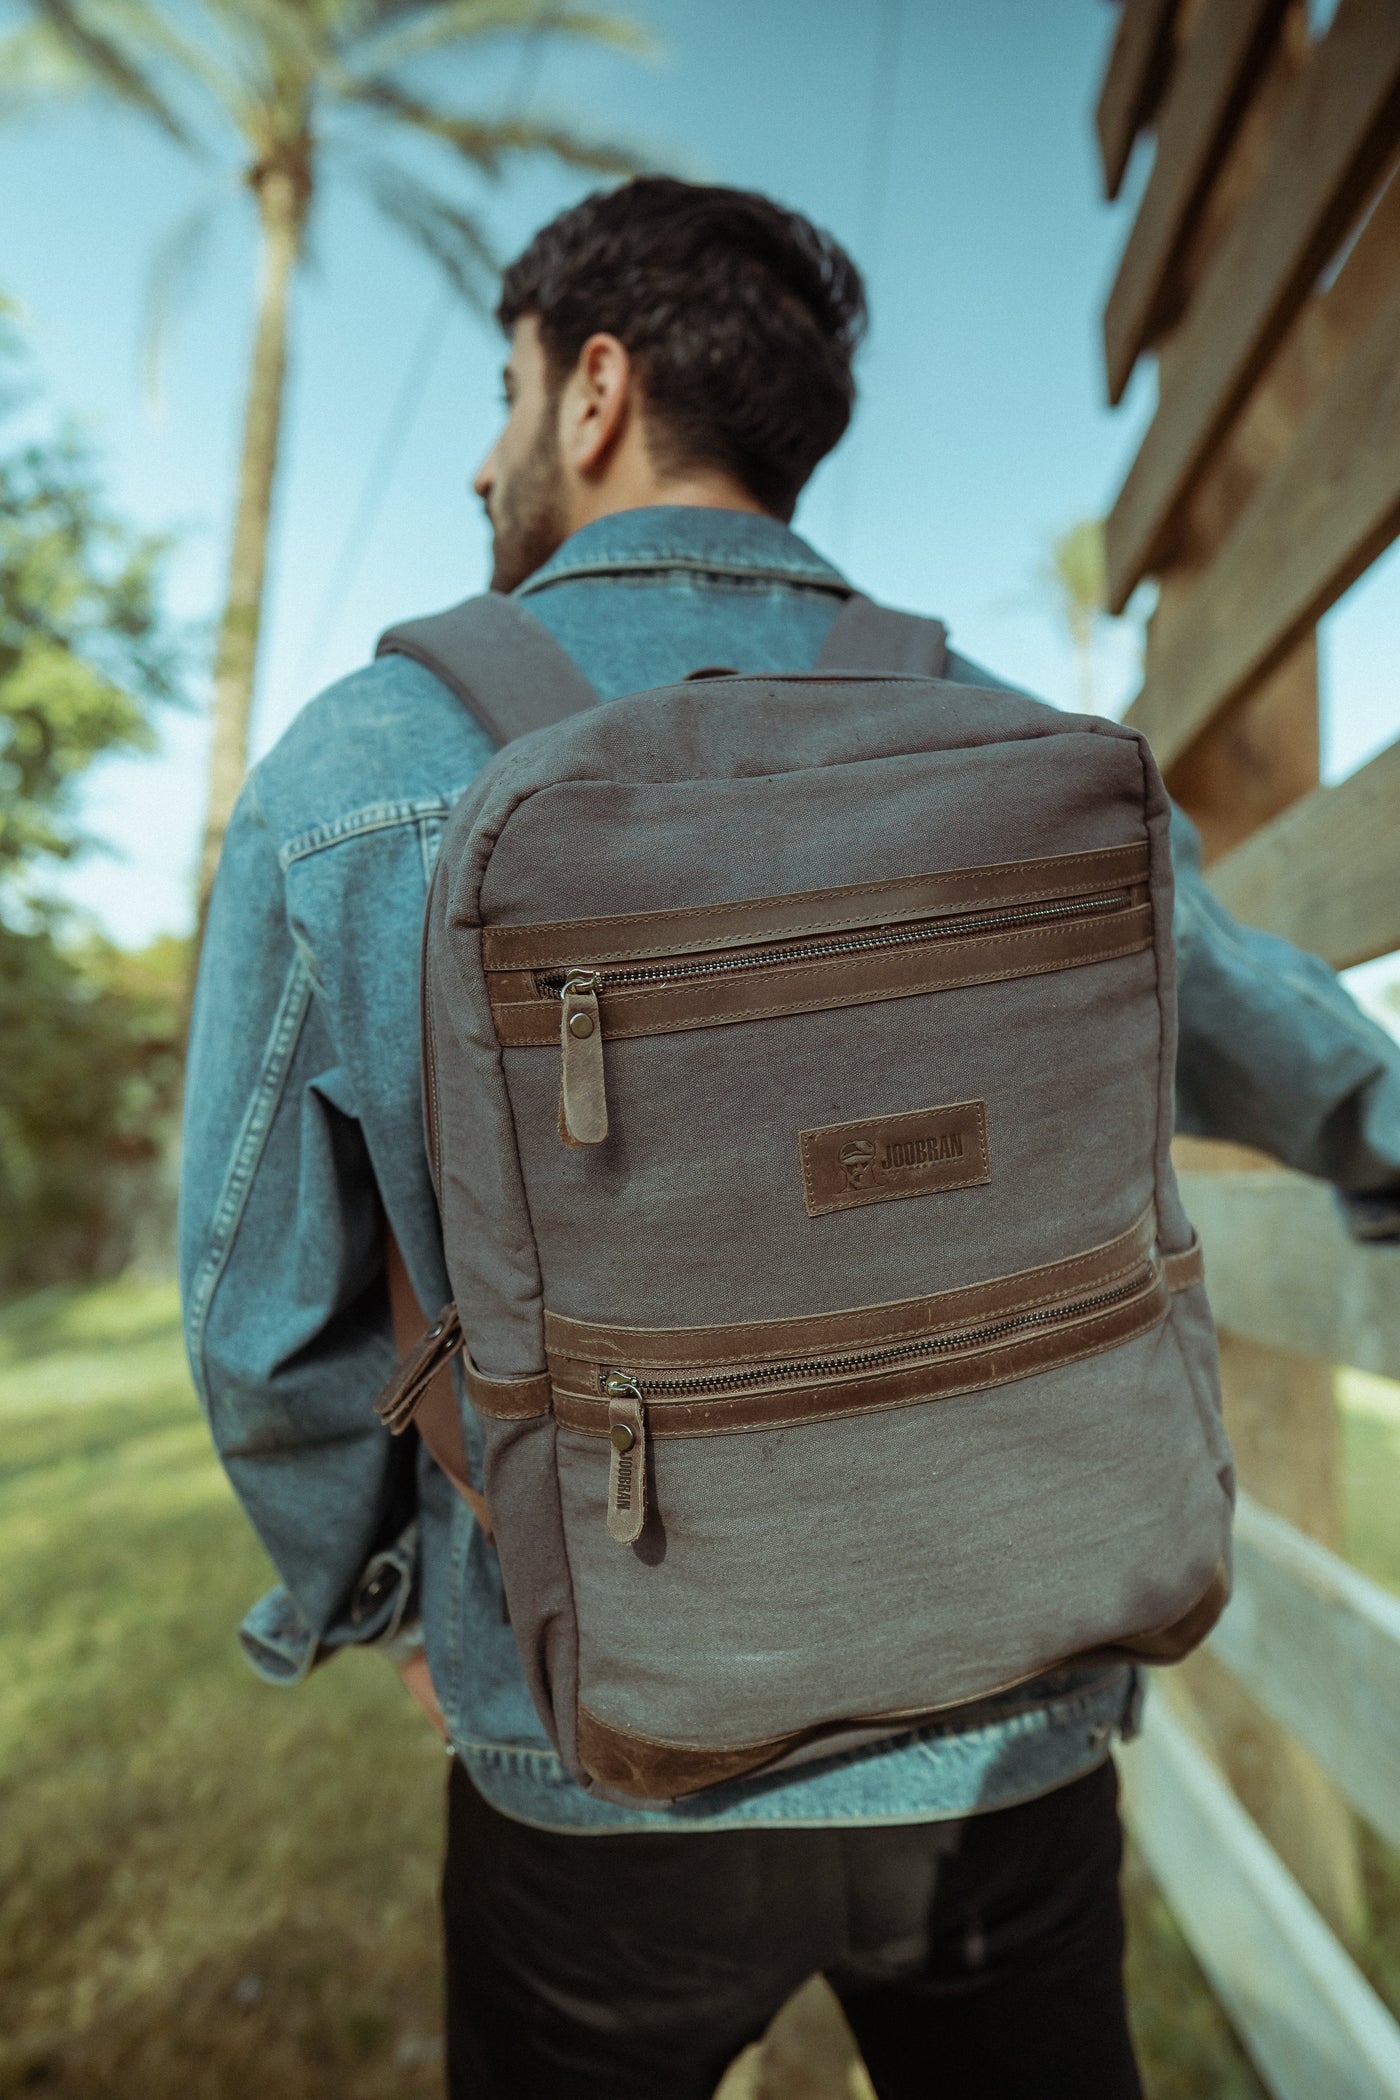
[1167,632,1319,866]
[1178,1170,1400,1381]
[1119,1697,1400,2100]
[1126,258,1400,769]
[1096,0,1179,201]
[1104,0,1400,610]
[1194,1337,1367,1937]
[1208,736,1400,968]
[1208,1492,1400,1854]
[1104,0,1290,403]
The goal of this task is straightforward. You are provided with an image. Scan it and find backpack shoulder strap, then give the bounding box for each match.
[376,591,599,746]
[816,592,949,677]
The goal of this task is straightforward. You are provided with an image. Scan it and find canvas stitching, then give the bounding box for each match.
[551,1283,1166,1439]
[541,1209,1158,1363]
[481,845,1149,963]
[188,955,314,1423]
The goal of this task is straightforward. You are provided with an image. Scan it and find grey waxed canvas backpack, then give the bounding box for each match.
[374,589,1234,1809]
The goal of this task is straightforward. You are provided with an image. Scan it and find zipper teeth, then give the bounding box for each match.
[540,893,1125,997]
[600,1270,1154,1399]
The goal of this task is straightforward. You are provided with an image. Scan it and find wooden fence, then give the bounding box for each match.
[1095,1,1400,2091]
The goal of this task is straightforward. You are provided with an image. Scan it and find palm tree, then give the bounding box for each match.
[1045,517,1107,716]
[4,0,644,928]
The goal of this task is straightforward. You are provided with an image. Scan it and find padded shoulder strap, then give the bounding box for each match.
[376,591,599,746]
[816,593,949,677]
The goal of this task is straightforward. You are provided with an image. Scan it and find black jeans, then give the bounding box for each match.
[442,1755,1142,2100]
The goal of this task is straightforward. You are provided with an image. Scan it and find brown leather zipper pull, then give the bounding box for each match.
[559,971,608,1146]
[605,1376,646,1544]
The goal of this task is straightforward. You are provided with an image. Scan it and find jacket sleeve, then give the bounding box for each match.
[179,779,417,1681]
[1171,804,1400,1238]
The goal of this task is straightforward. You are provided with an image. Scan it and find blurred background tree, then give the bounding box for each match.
[5,0,645,936]
[1045,515,1107,716]
[0,298,185,1289]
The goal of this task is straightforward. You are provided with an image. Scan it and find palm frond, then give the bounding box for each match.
[347,77,645,178]
[346,1,651,79]
[0,20,89,116]
[26,0,189,143]
[356,154,498,308]
[141,186,230,410]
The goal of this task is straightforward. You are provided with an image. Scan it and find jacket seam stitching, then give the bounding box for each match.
[187,953,315,1411]
[517,558,848,595]
[280,798,457,869]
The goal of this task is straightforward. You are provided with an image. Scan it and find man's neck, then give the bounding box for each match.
[564,471,772,537]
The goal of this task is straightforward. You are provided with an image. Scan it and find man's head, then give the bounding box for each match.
[475,178,866,591]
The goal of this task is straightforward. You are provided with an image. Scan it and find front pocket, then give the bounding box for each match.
[542,1207,1170,1536]
[483,841,1152,1143]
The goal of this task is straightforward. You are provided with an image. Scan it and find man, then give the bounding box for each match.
[182,179,1400,2099]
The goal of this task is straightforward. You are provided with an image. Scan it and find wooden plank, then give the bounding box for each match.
[1097,0,1179,201]
[1104,0,1400,611]
[1191,1337,1366,1936]
[1105,0,1290,403]
[1179,1169,1400,1381]
[1119,1696,1400,2100]
[1126,256,1400,768]
[1167,634,1319,865]
[1209,736,1400,968]
[1208,1491,1400,1854]
[1164,492,1363,1934]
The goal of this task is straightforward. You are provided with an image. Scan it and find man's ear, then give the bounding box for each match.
[560,333,634,478]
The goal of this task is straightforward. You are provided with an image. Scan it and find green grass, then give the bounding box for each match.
[1,1281,1396,2097]
[0,1280,447,2100]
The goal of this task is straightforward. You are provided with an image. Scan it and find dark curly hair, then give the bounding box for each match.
[497,178,866,519]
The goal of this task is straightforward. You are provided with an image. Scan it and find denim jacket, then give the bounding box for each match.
[180,507,1400,1833]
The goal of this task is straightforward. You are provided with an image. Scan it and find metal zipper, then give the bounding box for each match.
[538,891,1127,998]
[599,1266,1155,1401]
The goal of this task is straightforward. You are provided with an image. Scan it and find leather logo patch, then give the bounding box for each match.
[799,1101,990,1217]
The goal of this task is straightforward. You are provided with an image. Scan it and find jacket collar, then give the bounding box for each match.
[514,504,848,597]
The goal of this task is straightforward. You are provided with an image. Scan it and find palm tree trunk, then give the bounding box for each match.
[1071,611,1097,716]
[193,165,306,943]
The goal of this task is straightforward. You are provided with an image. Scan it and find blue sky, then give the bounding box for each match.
[2,0,1396,949]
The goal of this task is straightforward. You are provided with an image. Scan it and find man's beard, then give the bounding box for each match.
[488,408,570,593]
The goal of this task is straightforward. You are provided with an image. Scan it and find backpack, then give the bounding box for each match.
[374,589,1233,1809]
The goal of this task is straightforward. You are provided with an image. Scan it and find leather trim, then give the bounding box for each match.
[491,902,1153,1047]
[576,1704,799,1798]
[375,1292,465,1437]
[799,1098,990,1216]
[1163,1237,1204,1293]
[481,841,1151,971]
[464,1360,554,1421]
[574,1562,1230,1799]
[380,1241,490,1534]
[1078,1559,1230,1664]
[552,1268,1168,1437]
[546,1207,1159,1369]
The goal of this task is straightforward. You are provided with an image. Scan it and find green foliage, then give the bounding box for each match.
[0,927,186,1290]
[0,316,185,1293]
[1046,516,1107,653]
[0,321,179,886]
[6,1,651,316]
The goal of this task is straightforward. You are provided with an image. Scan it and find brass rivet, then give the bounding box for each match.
[568,1011,596,1039]
[610,1422,636,1454]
